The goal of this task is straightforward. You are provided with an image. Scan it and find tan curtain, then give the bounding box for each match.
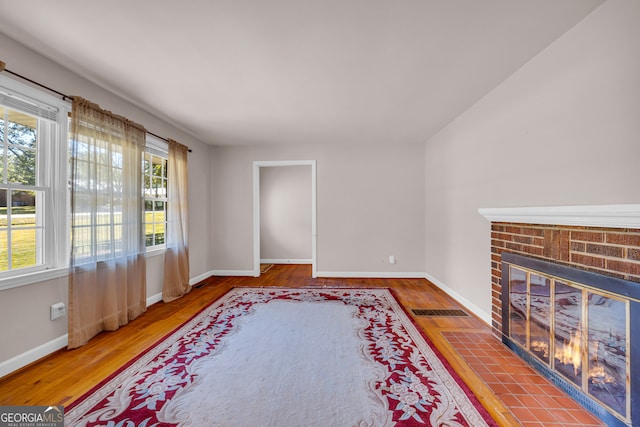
[162,139,190,302]
[68,97,147,349]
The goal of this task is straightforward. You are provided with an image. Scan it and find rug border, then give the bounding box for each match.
[65,286,497,426]
[65,286,235,411]
[384,287,498,425]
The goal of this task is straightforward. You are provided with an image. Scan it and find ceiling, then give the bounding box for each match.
[0,0,603,146]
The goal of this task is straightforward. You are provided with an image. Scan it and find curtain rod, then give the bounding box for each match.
[1,63,191,152]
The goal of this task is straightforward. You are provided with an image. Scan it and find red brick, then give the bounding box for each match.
[506,242,523,252]
[585,243,624,258]
[570,241,585,252]
[519,227,545,237]
[532,237,545,246]
[513,235,534,245]
[628,248,640,261]
[606,259,640,276]
[571,230,604,243]
[606,233,640,247]
[571,253,605,269]
[544,229,570,261]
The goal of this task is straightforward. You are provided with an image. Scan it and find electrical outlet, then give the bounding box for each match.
[389,255,396,265]
[50,302,66,320]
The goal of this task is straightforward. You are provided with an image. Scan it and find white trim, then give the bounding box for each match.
[209,270,256,277]
[0,334,68,379]
[316,271,426,279]
[478,204,640,228]
[145,248,166,258]
[260,259,312,264]
[424,272,492,325]
[146,292,163,307]
[0,75,70,288]
[0,267,68,291]
[253,160,318,278]
[189,271,213,286]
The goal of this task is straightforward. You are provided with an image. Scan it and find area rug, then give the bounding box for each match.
[65,287,497,426]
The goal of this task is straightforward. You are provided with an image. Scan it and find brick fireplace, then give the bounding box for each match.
[480,205,640,427]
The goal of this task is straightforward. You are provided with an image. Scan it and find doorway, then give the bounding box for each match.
[252,160,317,277]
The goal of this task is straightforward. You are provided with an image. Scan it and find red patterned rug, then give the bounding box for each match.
[66,288,497,426]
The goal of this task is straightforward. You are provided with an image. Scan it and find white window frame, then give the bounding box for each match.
[0,75,70,290]
[144,135,168,254]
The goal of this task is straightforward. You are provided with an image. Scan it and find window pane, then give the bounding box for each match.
[0,189,6,224]
[0,189,8,271]
[6,108,37,186]
[10,190,36,227]
[154,224,164,245]
[152,177,162,197]
[0,228,7,271]
[152,157,163,177]
[11,228,36,269]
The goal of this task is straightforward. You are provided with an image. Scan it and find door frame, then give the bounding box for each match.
[252,160,317,277]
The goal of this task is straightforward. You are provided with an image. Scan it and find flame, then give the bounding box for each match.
[554,331,617,387]
[531,340,549,358]
[589,364,616,386]
[555,330,582,375]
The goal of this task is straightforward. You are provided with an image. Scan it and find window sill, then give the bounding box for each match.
[145,248,167,258]
[0,267,69,291]
[0,250,166,291]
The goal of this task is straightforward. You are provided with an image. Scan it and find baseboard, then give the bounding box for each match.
[424,272,491,325]
[189,271,214,286]
[260,259,312,264]
[0,334,68,379]
[209,270,255,277]
[315,271,426,279]
[146,292,163,307]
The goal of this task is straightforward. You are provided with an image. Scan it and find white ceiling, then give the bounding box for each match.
[0,0,603,146]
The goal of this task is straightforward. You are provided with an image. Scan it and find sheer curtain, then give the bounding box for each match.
[68,97,147,349]
[162,139,190,302]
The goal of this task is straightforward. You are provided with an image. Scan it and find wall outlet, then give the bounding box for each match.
[50,302,66,320]
[389,255,396,265]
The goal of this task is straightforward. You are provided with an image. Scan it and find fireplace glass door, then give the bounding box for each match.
[507,266,630,421]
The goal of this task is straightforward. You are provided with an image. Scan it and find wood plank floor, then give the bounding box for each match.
[0,264,604,426]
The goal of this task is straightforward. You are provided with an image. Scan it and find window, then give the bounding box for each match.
[144,137,168,250]
[0,75,70,286]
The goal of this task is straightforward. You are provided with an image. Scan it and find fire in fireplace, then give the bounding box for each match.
[501,253,639,427]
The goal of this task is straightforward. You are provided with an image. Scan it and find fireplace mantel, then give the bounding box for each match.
[479,204,640,229]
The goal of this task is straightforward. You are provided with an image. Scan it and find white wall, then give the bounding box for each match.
[424,0,640,321]
[211,143,426,276]
[0,33,212,370]
[260,165,312,262]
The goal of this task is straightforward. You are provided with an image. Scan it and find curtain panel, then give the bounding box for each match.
[162,139,190,302]
[68,97,147,349]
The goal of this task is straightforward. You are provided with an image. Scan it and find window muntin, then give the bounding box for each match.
[144,145,167,250]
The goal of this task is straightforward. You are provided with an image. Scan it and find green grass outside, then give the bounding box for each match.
[0,211,164,271]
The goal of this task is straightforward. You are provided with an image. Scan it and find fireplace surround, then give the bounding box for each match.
[502,252,638,426]
[480,204,640,427]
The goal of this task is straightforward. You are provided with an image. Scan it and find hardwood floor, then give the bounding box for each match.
[0,265,598,426]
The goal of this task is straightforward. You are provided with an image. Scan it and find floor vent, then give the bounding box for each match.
[411,308,469,317]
